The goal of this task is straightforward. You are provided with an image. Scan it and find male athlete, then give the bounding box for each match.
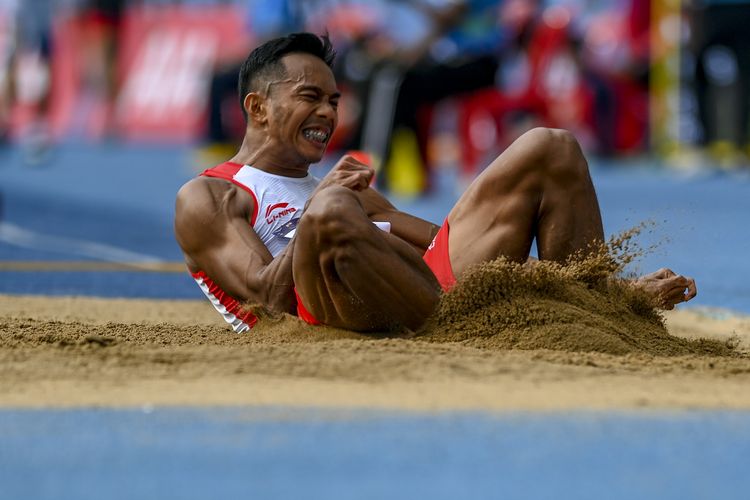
[175,33,696,333]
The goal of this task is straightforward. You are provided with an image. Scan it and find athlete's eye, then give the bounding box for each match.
[330,100,339,109]
[300,94,317,102]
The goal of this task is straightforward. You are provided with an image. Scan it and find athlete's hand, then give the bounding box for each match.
[635,268,697,310]
[318,154,374,192]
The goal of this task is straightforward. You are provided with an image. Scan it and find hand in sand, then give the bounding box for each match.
[635,268,697,310]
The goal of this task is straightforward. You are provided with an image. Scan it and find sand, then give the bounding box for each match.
[1,288,749,411]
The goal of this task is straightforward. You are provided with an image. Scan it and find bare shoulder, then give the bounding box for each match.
[174,177,255,252]
[176,176,254,219]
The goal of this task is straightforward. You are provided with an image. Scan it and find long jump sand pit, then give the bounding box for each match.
[2,258,749,412]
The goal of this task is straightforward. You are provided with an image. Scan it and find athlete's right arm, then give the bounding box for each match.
[174,177,296,313]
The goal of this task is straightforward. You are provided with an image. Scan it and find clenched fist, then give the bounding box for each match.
[317,154,374,192]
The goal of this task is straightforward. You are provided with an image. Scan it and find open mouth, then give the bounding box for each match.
[302,127,330,146]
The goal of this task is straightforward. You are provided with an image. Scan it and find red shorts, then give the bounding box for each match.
[295,287,322,326]
[422,218,457,292]
[296,218,456,325]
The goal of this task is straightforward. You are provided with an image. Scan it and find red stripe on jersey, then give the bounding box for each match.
[191,270,258,329]
[201,162,260,226]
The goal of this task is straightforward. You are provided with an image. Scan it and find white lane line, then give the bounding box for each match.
[0,261,185,272]
[0,222,168,264]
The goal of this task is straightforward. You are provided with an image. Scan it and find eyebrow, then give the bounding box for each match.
[296,85,341,99]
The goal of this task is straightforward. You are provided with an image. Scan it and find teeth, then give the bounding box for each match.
[303,129,329,142]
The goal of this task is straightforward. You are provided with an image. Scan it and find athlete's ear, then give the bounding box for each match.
[244,92,267,125]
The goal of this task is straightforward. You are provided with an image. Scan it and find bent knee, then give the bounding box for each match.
[489,128,587,181]
[524,127,588,179]
[520,127,578,156]
[301,186,369,247]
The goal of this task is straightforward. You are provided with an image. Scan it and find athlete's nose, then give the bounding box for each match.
[317,99,337,122]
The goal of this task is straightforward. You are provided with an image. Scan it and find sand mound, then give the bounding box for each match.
[418,257,735,356]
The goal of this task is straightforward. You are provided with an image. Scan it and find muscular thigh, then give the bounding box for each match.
[446,131,549,275]
[447,127,602,274]
[292,187,440,332]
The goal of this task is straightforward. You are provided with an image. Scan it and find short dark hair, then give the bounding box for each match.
[238,32,336,120]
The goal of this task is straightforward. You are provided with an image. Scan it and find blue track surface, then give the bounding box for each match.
[1,408,749,500]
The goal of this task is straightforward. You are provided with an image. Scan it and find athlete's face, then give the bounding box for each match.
[263,53,340,165]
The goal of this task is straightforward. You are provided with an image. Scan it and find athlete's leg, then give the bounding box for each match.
[447,127,604,277]
[293,185,441,332]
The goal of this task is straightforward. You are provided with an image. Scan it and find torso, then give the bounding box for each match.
[185,162,319,333]
[201,161,320,256]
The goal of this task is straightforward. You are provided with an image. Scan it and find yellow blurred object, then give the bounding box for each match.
[663,146,709,171]
[708,141,748,170]
[650,0,682,158]
[193,142,237,172]
[385,127,425,197]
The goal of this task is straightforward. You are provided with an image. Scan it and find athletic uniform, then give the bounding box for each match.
[422,219,456,292]
[190,162,456,332]
[191,162,319,332]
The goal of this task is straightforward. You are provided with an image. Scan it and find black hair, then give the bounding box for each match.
[238,32,336,120]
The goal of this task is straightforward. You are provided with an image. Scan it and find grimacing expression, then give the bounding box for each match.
[262,53,340,164]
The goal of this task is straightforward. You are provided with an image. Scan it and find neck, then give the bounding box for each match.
[230,132,310,178]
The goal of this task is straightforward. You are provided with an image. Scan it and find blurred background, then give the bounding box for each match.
[0,0,748,311]
[0,0,748,183]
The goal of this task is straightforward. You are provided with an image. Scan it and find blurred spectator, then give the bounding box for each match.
[0,0,16,145]
[0,0,710,174]
[77,0,125,137]
[579,0,650,156]
[459,0,595,181]
[10,0,55,163]
[688,0,750,166]
[458,0,658,182]
[338,0,504,195]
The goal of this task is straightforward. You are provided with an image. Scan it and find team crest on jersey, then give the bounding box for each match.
[272,217,301,239]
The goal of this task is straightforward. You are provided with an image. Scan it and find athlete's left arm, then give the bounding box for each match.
[356,188,440,253]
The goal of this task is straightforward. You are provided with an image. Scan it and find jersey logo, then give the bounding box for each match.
[265,202,297,224]
[265,203,289,218]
